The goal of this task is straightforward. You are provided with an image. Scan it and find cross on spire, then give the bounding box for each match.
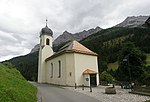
[46,19,48,27]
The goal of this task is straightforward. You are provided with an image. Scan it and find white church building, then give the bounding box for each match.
[38,23,99,86]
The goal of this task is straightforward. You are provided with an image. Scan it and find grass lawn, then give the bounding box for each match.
[107,53,150,70]
[0,63,37,102]
[146,54,150,66]
[107,61,118,71]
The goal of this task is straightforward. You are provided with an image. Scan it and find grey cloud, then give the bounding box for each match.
[60,0,124,32]
[0,49,20,57]
[0,0,150,61]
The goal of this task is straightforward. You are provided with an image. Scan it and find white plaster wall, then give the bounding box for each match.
[46,54,67,85]
[46,53,76,86]
[38,34,53,83]
[83,74,90,86]
[74,53,99,86]
[41,35,53,47]
[38,50,42,83]
[65,53,75,86]
[45,52,99,86]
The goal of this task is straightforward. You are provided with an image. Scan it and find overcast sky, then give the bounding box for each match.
[0,0,150,61]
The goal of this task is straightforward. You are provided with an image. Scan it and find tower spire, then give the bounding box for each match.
[46,19,48,27]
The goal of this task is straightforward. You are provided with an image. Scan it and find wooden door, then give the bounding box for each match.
[90,74,97,86]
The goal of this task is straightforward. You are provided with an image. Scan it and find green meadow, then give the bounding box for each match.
[146,54,150,66]
[107,54,150,70]
[0,63,37,102]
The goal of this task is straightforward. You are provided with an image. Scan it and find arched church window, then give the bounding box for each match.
[50,63,53,78]
[58,60,61,78]
[46,38,49,45]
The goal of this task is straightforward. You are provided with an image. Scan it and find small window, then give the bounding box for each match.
[46,38,49,45]
[58,60,61,78]
[50,63,53,78]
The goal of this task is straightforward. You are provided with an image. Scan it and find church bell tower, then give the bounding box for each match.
[38,19,53,83]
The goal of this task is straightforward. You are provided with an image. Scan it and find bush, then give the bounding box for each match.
[100,71,115,83]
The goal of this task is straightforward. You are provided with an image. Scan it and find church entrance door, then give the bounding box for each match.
[90,74,97,86]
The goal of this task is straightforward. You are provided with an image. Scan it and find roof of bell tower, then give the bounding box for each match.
[40,19,53,36]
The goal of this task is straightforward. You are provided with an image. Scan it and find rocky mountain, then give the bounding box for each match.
[30,26,102,53]
[30,16,150,54]
[4,15,150,82]
[6,27,150,81]
[30,44,40,53]
[115,16,149,28]
[53,26,102,46]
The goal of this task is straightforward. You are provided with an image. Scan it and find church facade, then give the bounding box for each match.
[38,23,99,86]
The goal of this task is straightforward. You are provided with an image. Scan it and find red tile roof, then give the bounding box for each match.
[45,40,97,61]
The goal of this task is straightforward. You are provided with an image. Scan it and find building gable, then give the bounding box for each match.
[46,40,97,61]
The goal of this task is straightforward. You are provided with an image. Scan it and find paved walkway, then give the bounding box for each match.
[34,83,100,102]
[64,85,150,102]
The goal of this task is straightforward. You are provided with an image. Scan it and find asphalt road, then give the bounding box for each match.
[34,83,100,102]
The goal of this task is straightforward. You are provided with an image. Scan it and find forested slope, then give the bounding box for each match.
[4,27,150,81]
[81,27,150,72]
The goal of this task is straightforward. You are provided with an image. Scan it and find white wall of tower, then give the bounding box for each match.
[38,34,53,83]
[40,34,53,47]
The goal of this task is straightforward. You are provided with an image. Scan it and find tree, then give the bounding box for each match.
[139,66,150,85]
[117,41,146,82]
[100,71,115,83]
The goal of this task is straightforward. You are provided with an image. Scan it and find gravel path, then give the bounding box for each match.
[64,85,150,102]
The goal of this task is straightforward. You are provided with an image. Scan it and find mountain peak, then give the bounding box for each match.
[63,30,70,35]
[53,27,102,46]
[95,26,102,30]
[115,16,149,28]
[30,44,40,53]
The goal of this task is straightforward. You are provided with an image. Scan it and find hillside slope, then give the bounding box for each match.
[107,54,150,71]
[6,51,38,81]
[53,26,102,46]
[31,16,149,54]
[30,26,102,53]
[81,27,150,71]
[0,63,37,102]
[5,27,150,80]
[115,16,149,28]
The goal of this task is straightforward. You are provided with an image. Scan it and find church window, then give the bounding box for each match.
[50,63,53,78]
[58,60,61,78]
[46,38,49,45]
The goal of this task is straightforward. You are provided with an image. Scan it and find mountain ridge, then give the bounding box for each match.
[53,26,102,46]
[115,16,149,28]
[3,15,150,81]
[30,26,102,53]
[5,27,150,81]
[31,16,150,53]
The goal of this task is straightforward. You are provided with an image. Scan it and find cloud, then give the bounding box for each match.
[0,30,31,61]
[0,0,150,61]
